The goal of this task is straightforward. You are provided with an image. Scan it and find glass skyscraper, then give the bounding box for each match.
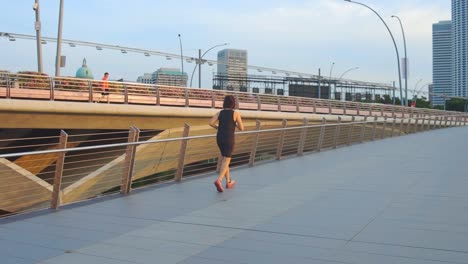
[432,21,452,106]
[453,0,467,97]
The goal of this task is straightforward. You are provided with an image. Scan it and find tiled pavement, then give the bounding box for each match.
[1,127,468,264]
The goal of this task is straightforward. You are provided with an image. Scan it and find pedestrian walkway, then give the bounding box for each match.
[1,127,468,264]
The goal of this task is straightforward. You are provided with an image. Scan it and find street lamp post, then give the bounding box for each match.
[55,0,64,76]
[339,66,359,80]
[329,62,335,98]
[344,0,403,106]
[189,43,228,88]
[178,34,184,76]
[336,67,359,101]
[33,0,43,73]
[392,15,408,106]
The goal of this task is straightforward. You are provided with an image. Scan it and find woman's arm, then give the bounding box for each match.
[209,112,220,129]
[234,111,244,131]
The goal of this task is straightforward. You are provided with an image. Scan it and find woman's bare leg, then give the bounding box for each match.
[217,157,231,183]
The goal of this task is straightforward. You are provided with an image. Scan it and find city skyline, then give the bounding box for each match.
[0,0,452,97]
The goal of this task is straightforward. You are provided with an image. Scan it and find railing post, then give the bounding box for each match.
[156,87,161,106]
[175,123,190,181]
[328,101,332,114]
[414,118,419,133]
[312,100,317,113]
[49,77,54,101]
[432,117,438,130]
[390,117,396,137]
[257,95,261,111]
[124,84,128,104]
[356,103,361,116]
[347,116,356,145]
[464,116,467,126]
[334,116,342,148]
[380,105,384,117]
[121,126,140,194]
[211,91,216,108]
[6,74,11,99]
[381,116,387,139]
[372,116,378,140]
[277,96,281,112]
[391,106,395,119]
[184,89,189,107]
[297,118,308,155]
[399,118,404,136]
[276,119,287,160]
[410,107,414,118]
[438,117,443,129]
[360,116,367,143]
[51,130,68,210]
[249,120,261,166]
[369,104,373,116]
[88,80,93,103]
[317,118,326,152]
[343,102,347,115]
[421,118,426,132]
[444,116,448,128]
[295,97,300,112]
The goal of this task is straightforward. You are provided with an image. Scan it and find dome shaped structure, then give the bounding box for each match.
[75,58,94,79]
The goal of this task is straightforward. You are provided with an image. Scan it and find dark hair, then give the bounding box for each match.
[104,72,109,75]
[223,95,236,109]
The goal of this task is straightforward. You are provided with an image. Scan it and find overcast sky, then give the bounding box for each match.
[0,0,451,96]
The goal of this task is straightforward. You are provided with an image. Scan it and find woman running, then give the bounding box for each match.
[209,95,244,192]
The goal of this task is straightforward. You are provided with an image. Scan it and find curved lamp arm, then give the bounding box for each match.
[190,43,228,88]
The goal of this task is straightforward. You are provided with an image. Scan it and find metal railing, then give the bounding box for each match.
[0,115,465,218]
[0,72,466,120]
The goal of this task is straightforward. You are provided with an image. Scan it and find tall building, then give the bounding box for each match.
[152,68,187,87]
[452,0,468,97]
[432,20,453,106]
[136,73,152,84]
[217,49,248,90]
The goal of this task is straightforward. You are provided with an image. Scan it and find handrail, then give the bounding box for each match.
[1,72,467,124]
[0,116,452,159]
[0,113,464,217]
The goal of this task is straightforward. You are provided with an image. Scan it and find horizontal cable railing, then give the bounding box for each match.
[1,72,467,120]
[0,114,466,218]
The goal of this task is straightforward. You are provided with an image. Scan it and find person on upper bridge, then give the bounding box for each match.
[209,95,244,192]
[99,72,110,103]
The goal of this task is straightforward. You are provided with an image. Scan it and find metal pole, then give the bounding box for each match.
[345,0,403,106]
[178,34,184,76]
[329,62,335,98]
[198,49,202,88]
[392,15,408,106]
[189,43,228,88]
[318,68,321,99]
[34,0,43,73]
[55,0,64,77]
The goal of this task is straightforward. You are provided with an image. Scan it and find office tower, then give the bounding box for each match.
[136,73,153,84]
[217,49,248,90]
[452,0,468,97]
[151,68,188,87]
[432,21,452,106]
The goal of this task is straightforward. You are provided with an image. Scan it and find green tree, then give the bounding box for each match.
[445,98,467,112]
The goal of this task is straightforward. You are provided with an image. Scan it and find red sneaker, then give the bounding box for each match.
[226,180,236,189]
[214,180,224,192]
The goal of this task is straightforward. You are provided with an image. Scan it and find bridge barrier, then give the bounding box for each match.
[0,115,464,218]
[0,73,467,121]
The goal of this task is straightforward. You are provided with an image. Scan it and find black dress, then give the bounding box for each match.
[217,109,236,157]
